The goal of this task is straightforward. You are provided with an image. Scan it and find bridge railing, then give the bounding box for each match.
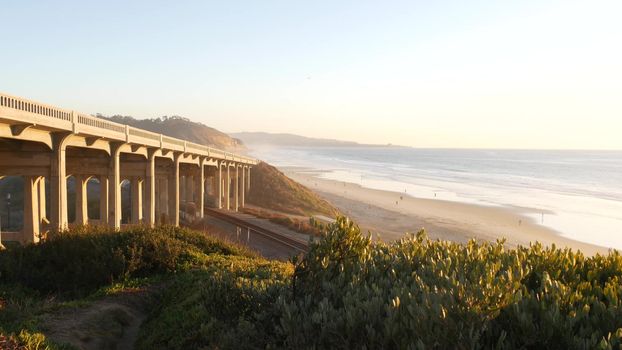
[75,112,126,140]
[0,93,73,129]
[128,126,161,148]
[0,91,258,165]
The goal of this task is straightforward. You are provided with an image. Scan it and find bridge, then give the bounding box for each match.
[0,91,258,244]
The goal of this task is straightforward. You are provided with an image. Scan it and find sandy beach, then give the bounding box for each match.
[283,167,611,256]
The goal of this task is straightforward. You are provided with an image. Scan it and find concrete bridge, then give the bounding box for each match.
[0,91,257,244]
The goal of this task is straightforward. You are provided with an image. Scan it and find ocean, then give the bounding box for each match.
[249,146,622,250]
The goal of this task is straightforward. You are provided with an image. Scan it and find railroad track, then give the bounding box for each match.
[204,208,309,253]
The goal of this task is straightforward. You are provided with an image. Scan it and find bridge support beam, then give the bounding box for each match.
[168,153,180,226]
[247,166,251,191]
[75,175,89,225]
[51,134,70,232]
[145,151,156,227]
[131,177,142,224]
[198,159,205,218]
[23,176,40,243]
[226,165,231,211]
[38,177,46,225]
[217,163,223,209]
[234,165,239,212]
[241,166,245,208]
[109,144,122,230]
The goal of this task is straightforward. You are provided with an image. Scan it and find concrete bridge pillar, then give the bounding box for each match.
[241,166,246,208]
[217,163,223,209]
[23,176,41,243]
[225,164,231,211]
[145,151,156,227]
[38,177,47,225]
[51,134,71,231]
[194,158,206,219]
[131,177,142,224]
[234,165,239,212]
[198,159,205,218]
[109,144,122,230]
[247,167,251,191]
[168,153,181,226]
[75,175,89,225]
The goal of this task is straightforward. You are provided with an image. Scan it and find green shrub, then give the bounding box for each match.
[136,217,622,349]
[0,225,249,297]
[136,255,292,350]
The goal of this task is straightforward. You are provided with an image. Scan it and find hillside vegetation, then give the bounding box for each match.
[3,220,622,349]
[136,218,622,349]
[0,226,276,348]
[102,115,244,150]
[247,162,339,217]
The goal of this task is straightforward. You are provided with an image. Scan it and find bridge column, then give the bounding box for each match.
[145,151,156,227]
[109,144,122,230]
[247,166,251,191]
[241,166,245,208]
[168,153,180,226]
[23,176,40,243]
[180,175,186,212]
[131,177,142,224]
[198,160,205,218]
[234,165,239,212]
[75,175,89,225]
[217,163,223,209]
[38,177,46,225]
[51,134,70,231]
[225,164,231,211]
[99,176,109,225]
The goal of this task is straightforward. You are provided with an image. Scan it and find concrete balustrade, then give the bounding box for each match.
[0,92,256,244]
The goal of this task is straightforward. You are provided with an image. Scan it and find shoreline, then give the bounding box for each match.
[282,167,611,256]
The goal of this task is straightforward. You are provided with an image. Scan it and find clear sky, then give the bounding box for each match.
[1,0,621,149]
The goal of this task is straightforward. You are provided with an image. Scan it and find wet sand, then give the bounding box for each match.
[283,167,611,256]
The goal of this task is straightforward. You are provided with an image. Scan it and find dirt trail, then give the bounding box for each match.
[41,287,156,350]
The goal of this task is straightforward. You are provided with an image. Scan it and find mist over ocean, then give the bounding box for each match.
[250,146,622,250]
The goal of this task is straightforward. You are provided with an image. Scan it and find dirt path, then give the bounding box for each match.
[40,287,157,350]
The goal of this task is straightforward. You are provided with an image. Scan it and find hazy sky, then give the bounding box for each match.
[2,0,621,149]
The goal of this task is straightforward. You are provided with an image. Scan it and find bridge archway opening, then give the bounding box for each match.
[87,177,101,220]
[120,179,131,224]
[0,176,24,232]
[204,166,218,208]
[66,175,77,224]
[154,157,174,224]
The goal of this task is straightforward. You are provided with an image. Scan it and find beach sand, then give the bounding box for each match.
[283,167,611,256]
